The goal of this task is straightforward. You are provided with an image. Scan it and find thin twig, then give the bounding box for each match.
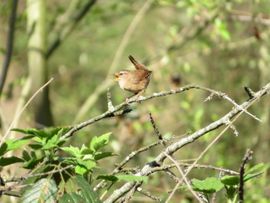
[151,163,239,176]
[0,78,54,146]
[164,153,203,203]
[238,149,253,203]
[149,113,166,146]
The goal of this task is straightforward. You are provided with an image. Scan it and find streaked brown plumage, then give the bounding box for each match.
[114,55,152,94]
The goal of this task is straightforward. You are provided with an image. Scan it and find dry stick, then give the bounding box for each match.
[103,83,270,203]
[164,153,203,203]
[0,78,54,145]
[149,113,166,146]
[238,149,253,203]
[74,0,154,122]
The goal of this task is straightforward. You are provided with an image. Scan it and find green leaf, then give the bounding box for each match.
[75,176,101,203]
[0,156,23,166]
[12,128,49,139]
[0,143,7,156]
[42,134,60,150]
[59,193,85,203]
[22,178,57,203]
[5,139,30,151]
[245,163,267,175]
[22,150,31,161]
[75,165,88,175]
[90,132,111,152]
[94,151,114,160]
[244,172,264,182]
[0,138,30,156]
[77,159,96,170]
[192,177,224,193]
[97,175,118,182]
[29,143,43,150]
[221,175,239,186]
[61,146,82,158]
[116,174,148,183]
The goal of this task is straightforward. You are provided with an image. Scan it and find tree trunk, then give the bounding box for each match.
[27,0,53,127]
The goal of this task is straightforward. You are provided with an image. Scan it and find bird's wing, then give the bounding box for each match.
[129,55,146,70]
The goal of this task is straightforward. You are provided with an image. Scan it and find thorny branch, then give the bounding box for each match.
[103,83,269,203]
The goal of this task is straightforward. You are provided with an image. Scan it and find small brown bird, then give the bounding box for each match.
[114,55,152,97]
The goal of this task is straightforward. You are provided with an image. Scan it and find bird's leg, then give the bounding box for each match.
[133,90,145,103]
[125,90,144,103]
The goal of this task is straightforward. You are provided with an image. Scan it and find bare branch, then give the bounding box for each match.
[238,149,253,203]
[103,83,270,203]
[149,113,166,146]
[46,0,97,58]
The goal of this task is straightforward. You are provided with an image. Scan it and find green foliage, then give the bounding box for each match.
[90,132,111,152]
[61,132,113,175]
[192,177,224,193]
[22,178,57,203]
[59,176,101,203]
[191,163,268,201]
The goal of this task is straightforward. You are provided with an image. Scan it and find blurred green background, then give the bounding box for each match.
[0,0,269,202]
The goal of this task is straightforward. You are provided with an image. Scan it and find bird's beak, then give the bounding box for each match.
[114,73,119,81]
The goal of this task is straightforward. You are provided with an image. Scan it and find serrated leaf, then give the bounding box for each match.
[192,177,224,193]
[90,132,111,152]
[0,156,24,166]
[61,146,82,158]
[43,134,60,150]
[221,175,239,186]
[22,178,57,203]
